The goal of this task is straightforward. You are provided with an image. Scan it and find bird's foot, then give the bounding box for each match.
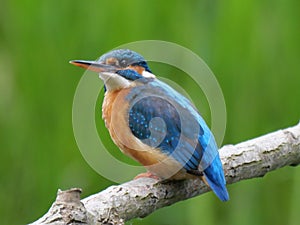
[200,175,209,187]
[134,171,161,180]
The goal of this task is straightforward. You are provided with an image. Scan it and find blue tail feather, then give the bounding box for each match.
[204,157,229,202]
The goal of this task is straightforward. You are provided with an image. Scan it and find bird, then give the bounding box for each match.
[70,49,229,201]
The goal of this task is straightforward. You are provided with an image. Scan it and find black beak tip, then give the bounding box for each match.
[70,59,91,65]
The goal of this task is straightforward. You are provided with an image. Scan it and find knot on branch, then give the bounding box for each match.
[56,188,82,204]
[31,188,88,225]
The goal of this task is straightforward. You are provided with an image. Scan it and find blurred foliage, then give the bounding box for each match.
[0,0,300,224]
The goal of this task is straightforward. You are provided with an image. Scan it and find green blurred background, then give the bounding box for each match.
[1,0,300,224]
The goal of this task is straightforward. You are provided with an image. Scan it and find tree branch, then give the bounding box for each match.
[30,123,300,225]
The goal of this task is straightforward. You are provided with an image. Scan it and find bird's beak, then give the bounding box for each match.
[69,60,118,73]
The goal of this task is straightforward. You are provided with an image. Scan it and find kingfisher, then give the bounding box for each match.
[70,49,229,201]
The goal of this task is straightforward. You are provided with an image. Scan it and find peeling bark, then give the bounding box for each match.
[30,123,300,225]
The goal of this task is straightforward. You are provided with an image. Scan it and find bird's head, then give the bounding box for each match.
[70,49,155,91]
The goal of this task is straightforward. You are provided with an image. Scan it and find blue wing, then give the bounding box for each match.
[129,96,202,171]
[126,79,229,201]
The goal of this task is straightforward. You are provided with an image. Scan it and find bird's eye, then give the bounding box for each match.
[120,59,128,67]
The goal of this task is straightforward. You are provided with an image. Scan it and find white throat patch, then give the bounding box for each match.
[99,72,131,91]
[142,70,156,78]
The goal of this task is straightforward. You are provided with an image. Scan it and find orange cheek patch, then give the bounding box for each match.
[126,65,145,75]
[106,57,118,66]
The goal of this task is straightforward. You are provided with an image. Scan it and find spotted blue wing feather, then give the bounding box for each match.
[129,96,201,171]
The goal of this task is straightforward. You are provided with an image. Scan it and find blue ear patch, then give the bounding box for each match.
[116,69,144,81]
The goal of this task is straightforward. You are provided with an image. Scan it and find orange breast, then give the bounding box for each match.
[102,88,164,165]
